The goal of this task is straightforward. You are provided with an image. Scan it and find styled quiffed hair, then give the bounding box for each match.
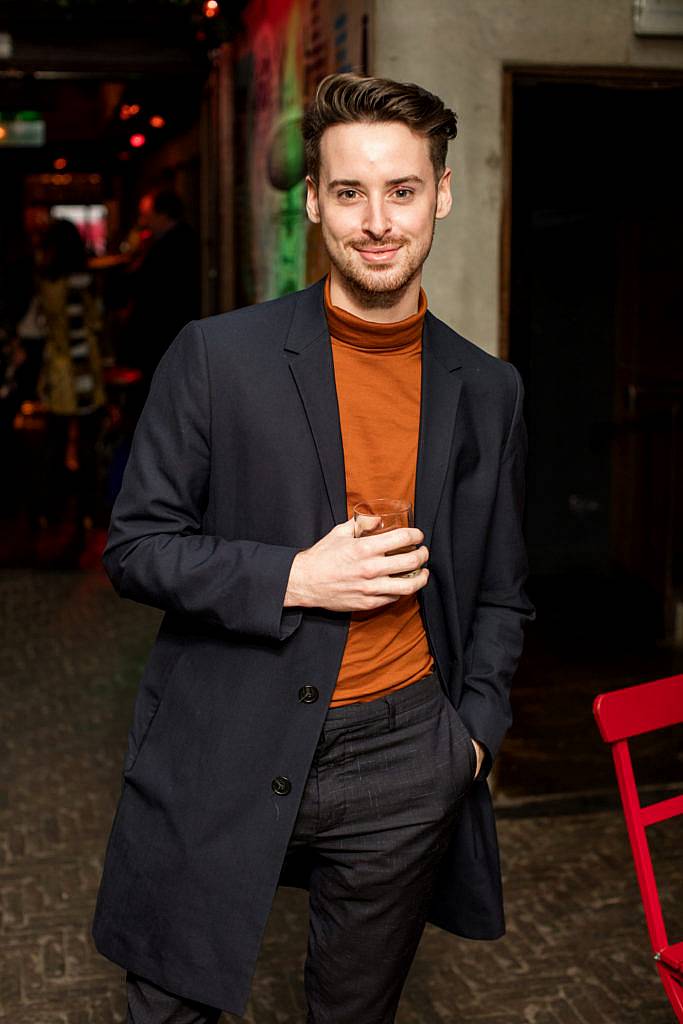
[302,73,458,184]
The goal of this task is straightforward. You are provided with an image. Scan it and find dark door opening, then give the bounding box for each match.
[508,72,683,646]
[496,70,683,801]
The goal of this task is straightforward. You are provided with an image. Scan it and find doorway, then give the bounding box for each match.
[506,68,683,645]
[496,68,683,801]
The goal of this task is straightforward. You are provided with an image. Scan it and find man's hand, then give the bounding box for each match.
[284,517,429,612]
[472,739,485,779]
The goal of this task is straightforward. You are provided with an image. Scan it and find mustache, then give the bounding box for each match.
[350,239,407,251]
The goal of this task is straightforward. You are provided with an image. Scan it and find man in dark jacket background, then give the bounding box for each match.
[123,189,199,386]
[93,73,534,1024]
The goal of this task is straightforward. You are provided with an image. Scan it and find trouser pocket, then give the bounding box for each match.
[440,689,477,796]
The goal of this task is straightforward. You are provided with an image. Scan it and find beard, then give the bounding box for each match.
[321,218,436,311]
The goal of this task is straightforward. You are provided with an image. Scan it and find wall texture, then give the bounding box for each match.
[372,0,683,354]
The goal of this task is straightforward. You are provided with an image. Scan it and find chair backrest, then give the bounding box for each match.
[593,674,683,1020]
[594,674,683,742]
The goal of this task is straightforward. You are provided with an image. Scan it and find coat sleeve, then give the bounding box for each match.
[102,321,303,641]
[457,364,535,769]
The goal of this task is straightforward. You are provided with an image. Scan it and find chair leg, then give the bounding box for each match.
[659,965,683,1024]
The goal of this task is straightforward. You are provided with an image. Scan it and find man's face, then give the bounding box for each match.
[138,194,170,237]
[306,121,452,305]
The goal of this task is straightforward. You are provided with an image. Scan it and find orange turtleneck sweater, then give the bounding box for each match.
[324,276,434,706]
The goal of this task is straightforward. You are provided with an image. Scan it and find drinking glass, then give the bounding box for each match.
[352,498,420,578]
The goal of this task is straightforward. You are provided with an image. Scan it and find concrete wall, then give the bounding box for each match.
[372,0,683,354]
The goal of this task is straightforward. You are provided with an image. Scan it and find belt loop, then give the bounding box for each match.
[384,697,396,733]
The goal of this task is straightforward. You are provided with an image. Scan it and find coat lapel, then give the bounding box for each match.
[284,281,464,537]
[415,311,463,548]
[284,279,348,525]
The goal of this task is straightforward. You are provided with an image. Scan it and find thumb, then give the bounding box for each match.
[333,516,356,537]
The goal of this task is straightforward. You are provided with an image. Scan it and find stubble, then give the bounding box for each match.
[321,218,436,312]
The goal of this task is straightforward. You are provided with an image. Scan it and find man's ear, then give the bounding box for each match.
[305,175,321,224]
[435,167,453,220]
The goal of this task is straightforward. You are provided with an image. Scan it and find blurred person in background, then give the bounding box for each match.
[2,212,49,401]
[36,217,106,560]
[120,189,199,387]
[0,226,36,516]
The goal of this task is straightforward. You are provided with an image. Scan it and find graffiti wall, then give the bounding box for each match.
[234,0,372,305]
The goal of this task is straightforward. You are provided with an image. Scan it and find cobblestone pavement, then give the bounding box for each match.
[1,569,682,1024]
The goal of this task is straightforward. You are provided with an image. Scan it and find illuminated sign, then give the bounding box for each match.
[0,119,46,147]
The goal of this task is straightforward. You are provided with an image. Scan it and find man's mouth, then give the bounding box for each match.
[355,246,401,263]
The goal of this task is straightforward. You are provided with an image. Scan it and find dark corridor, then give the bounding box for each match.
[496,73,683,800]
[509,73,683,644]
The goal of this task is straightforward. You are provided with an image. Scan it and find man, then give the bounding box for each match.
[93,73,534,1024]
[122,189,200,385]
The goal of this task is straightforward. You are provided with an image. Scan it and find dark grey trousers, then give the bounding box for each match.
[127,672,476,1024]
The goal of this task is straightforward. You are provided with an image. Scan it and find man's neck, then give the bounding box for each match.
[328,267,422,323]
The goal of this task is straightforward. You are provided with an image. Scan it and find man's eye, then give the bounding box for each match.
[394,189,414,199]
[339,190,358,200]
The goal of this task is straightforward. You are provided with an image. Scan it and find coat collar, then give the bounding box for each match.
[284,278,463,545]
[283,277,463,371]
[283,277,329,355]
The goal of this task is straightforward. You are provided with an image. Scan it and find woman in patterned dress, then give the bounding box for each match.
[37,219,106,551]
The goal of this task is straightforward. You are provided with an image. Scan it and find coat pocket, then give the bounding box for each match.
[124,696,162,775]
[123,641,188,775]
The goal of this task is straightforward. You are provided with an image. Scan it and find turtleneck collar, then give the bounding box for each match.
[324,274,427,352]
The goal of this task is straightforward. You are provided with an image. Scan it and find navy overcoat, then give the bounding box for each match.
[93,277,534,1015]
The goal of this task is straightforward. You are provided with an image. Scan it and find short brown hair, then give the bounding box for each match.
[302,73,457,184]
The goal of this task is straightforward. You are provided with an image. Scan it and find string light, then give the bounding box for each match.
[53,157,67,170]
[203,0,219,17]
[149,115,166,129]
[120,103,141,121]
[129,133,146,148]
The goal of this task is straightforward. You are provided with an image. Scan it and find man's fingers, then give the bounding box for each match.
[361,594,401,610]
[363,547,429,579]
[359,527,425,557]
[353,514,382,535]
[333,517,357,536]
[363,567,429,598]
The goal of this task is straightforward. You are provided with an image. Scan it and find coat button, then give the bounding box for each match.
[298,685,319,704]
[271,776,291,796]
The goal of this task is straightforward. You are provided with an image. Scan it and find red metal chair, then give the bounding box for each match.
[593,674,683,1022]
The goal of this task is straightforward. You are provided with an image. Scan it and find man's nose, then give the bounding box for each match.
[362,198,391,239]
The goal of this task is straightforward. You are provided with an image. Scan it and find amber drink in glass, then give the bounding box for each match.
[352,499,419,578]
